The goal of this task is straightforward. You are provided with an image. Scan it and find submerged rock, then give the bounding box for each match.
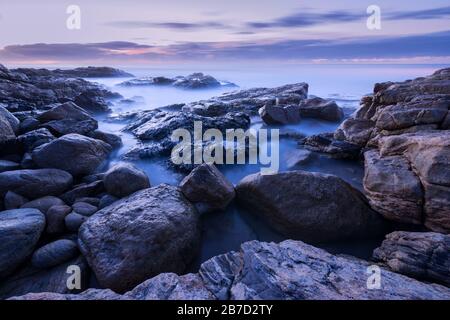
[236,170,386,242]
[0,209,45,279]
[179,164,235,214]
[373,231,450,287]
[32,134,112,176]
[78,184,200,292]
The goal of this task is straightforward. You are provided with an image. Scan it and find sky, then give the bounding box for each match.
[0,0,449,65]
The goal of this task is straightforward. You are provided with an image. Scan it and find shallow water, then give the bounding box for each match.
[90,64,446,265]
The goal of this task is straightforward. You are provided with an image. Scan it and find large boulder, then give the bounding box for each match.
[32,134,112,176]
[179,164,235,214]
[236,171,386,242]
[78,184,200,292]
[299,97,344,122]
[258,104,301,125]
[373,231,450,287]
[0,169,73,199]
[0,209,46,278]
[102,162,150,197]
[37,102,98,136]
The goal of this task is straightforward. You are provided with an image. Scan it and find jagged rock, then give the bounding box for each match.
[0,256,88,299]
[0,209,45,279]
[32,134,112,176]
[299,97,344,122]
[37,102,98,136]
[302,133,361,159]
[236,171,386,242]
[103,162,150,197]
[78,184,200,292]
[363,150,423,225]
[21,196,65,214]
[31,240,79,269]
[259,104,301,124]
[179,164,235,214]
[11,240,450,300]
[0,169,73,199]
[334,118,375,147]
[373,231,450,287]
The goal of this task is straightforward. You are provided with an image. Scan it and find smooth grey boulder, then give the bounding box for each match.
[31,240,79,269]
[299,97,344,122]
[60,180,104,205]
[258,104,301,125]
[0,105,20,133]
[78,184,200,292]
[4,191,28,209]
[0,111,15,143]
[32,134,112,176]
[65,212,87,232]
[102,162,150,198]
[179,164,235,214]
[0,169,73,199]
[72,202,97,217]
[236,170,386,242]
[45,205,72,234]
[21,196,65,214]
[0,209,45,278]
[373,231,450,287]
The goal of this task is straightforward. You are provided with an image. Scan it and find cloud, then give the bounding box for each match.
[388,6,450,20]
[1,31,449,63]
[106,21,229,30]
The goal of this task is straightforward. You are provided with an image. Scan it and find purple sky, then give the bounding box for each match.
[0,0,449,65]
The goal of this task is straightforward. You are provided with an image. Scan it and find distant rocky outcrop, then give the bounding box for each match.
[12,66,133,78]
[119,73,236,89]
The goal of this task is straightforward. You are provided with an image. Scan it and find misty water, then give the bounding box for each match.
[89,64,443,268]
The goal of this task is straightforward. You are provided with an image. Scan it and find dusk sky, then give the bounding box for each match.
[0,0,449,65]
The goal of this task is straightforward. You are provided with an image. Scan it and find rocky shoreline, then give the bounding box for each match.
[0,65,449,300]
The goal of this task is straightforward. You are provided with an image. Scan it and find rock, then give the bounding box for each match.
[21,196,65,214]
[38,102,98,136]
[31,240,79,269]
[19,117,40,133]
[373,231,450,287]
[74,197,100,206]
[98,194,118,209]
[126,273,215,300]
[378,130,450,233]
[302,133,361,159]
[0,110,15,143]
[0,256,88,299]
[0,159,20,172]
[0,209,45,278]
[4,191,28,209]
[236,171,386,242]
[258,104,301,125]
[60,180,104,205]
[363,150,423,225]
[119,73,235,90]
[334,118,375,147]
[45,205,72,234]
[285,149,313,169]
[32,134,112,176]
[0,105,20,133]
[103,162,150,197]
[87,130,122,149]
[0,169,73,199]
[12,240,450,300]
[78,184,200,292]
[17,128,55,152]
[73,90,110,114]
[72,202,97,217]
[65,212,87,232]
[179,164,235,214]
[299,97,344,122]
